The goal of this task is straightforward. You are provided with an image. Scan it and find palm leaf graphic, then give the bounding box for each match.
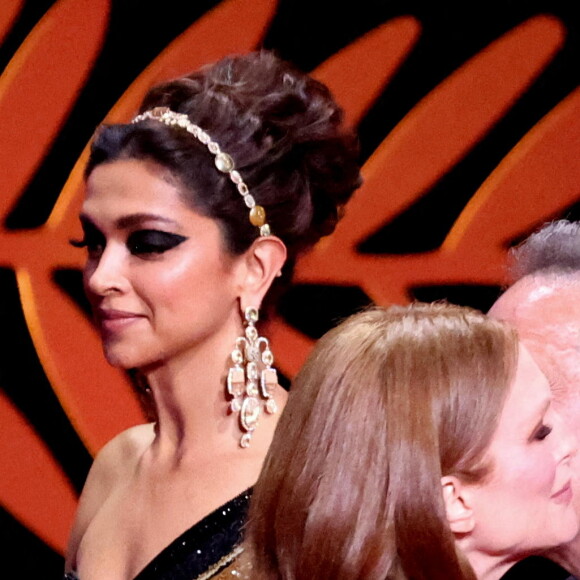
[0,1,578,573]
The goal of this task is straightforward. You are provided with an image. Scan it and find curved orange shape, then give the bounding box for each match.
[297,15,566,273]
[274,15,568,373]
[21,0,280,455]
[106,0,279,121]
[0,390,77,555]
[313,16,421,127]
[17,264,146,456]
[0,0,24,45]
[266,16,421,377]
[0,0,110,217]
[51,0,279,233]
[360,87,580,290]
[320,15,566,256]
[3,0,577,563]
[445,86,580,279]
[0,0,132,457]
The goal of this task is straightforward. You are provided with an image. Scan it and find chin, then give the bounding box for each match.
[103,351,134,369]
[103,344,147,370]
[532,511,580,553]
[559,508,580,545]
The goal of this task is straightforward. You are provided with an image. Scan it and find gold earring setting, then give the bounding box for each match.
[227,307,278,448]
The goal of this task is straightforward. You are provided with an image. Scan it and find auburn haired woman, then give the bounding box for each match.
[245,303,577,580]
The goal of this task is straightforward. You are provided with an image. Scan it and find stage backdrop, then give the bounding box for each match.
[1,0,579,574]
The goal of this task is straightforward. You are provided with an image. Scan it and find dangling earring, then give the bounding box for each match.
[227,306,279,448]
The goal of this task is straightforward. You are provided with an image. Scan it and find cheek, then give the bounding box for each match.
[135,257,236,310]
[486,444,555,505]
[135,271,193,310]
[501,448,557,498]
[570,462,580,517]
[162,250,231,283]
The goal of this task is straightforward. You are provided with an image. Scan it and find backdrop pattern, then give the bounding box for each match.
[0,0,578,575]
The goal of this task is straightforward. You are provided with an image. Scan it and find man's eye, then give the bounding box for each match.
[534,424,553,441]
[127,230,187,255]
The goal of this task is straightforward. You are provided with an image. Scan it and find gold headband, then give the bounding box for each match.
[131,106,271,237]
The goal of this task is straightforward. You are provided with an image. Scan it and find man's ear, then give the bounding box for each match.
[239,236,287,310]
[441,475,475,535]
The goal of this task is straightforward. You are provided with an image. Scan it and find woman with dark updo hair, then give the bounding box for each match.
[63,51,362,580]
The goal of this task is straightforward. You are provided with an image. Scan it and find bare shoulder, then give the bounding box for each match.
[65,423,156,569]
[92,423,155,481]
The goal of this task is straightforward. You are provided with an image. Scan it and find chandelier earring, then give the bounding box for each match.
[227,306,279,448]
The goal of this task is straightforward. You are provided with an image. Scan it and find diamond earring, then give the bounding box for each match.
[227,307,278,448]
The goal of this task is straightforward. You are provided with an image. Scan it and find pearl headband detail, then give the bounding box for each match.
[131,106,271,236]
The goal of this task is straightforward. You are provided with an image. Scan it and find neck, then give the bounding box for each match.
[139,320,287,466]
[547,537,580,576]
[458,539,516,580]
[142,321,242,462]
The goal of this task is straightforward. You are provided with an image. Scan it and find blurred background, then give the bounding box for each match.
[0,0,578,575]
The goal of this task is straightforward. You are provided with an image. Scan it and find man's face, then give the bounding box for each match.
[490,277,580,424]
[490,277,580,521]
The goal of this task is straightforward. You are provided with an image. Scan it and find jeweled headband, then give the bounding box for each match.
[131,106,271,237]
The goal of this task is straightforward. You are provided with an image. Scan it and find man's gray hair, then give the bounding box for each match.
[510,219,580,281]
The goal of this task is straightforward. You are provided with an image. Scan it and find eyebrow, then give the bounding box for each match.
[80,213,179,230]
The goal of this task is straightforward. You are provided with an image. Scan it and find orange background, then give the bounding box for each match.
[0,0,579,574]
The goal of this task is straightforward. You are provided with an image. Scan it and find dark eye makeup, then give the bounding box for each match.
[126,230,187,255]
[70,227,187,257]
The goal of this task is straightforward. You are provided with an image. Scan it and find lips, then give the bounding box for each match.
[95,308,145,333]
[551,480,573,504]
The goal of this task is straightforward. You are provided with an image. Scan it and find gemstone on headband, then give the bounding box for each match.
[131,107,271,237]
[215,152,234,173]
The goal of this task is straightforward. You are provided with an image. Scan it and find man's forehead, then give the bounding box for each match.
[491,273,580,412]
[490,274,580,322]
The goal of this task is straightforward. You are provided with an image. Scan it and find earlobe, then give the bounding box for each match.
[441,475,475,535]
[239,236,287,310]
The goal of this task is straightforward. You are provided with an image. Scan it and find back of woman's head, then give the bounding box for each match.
[247,303,518,580]
[85,51,361,295]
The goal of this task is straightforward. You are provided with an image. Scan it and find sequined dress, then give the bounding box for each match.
[64,489,251,580]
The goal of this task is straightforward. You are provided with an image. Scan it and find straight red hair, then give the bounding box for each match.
[247,303,517,579]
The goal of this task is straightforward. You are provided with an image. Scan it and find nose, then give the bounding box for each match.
[84,244,129,297]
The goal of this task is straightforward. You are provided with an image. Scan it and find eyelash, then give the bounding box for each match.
[70,229,187,257]
[70,230,105,257]
[534,424,553,442]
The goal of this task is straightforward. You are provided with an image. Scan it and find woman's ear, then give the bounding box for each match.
[441,475,475,535]
[239,236,287,310]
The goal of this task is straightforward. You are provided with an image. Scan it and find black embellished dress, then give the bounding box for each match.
[64,488,251,580]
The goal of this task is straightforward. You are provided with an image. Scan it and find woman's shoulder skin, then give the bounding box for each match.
[65,423,156,571]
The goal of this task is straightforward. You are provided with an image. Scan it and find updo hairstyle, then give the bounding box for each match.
[85,51,362,292]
